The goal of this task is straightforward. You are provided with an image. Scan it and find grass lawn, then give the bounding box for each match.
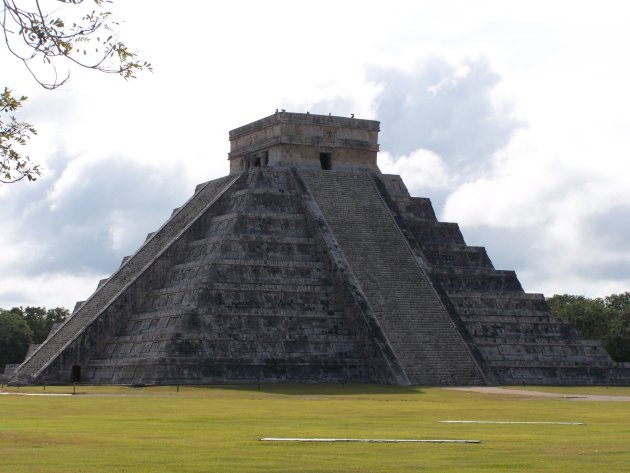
[1,384,629,472]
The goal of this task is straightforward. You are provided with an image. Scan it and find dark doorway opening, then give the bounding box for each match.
[319,153,332,170]
[71,365,81,383]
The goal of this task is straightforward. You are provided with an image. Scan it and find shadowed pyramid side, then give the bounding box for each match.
[81,169,376,384]
[10,174,239,384]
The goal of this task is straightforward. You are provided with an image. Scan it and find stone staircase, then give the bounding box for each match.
[298,170,485,386]
[379,175,630,385]
[82,169,370,384]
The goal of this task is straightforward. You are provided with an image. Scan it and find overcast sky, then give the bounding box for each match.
[2,0,630,309]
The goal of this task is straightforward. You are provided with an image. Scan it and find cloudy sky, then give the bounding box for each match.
[2,0,629,309]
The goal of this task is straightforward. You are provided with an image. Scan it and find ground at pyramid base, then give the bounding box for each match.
[5,112,630,386]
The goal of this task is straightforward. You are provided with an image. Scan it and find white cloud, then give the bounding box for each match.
[0,152,194,308]
[441,125,630,297]
[368,56,524,174]
[379,149,450,190]
[3,0,630,309]
[0,273,102,310]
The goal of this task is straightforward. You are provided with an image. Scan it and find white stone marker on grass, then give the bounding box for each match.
[259,438,481,443]
[440,420,585,425]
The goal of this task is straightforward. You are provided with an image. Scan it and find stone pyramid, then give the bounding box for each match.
[8,112,630,386]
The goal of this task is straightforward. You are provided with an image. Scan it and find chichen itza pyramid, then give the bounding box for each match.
[7,112,630,386]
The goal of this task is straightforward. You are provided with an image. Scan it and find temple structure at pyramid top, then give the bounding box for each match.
[228,112,380,173]
[4,112,630,387]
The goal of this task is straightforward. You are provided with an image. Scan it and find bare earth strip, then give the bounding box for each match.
[443,386,630,401]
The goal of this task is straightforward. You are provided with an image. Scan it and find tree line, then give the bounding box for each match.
[0,306,69,371]
[547,292,630,362]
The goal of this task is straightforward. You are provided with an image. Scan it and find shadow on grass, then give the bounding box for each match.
[0,383,425,397]
[182,383,424,396]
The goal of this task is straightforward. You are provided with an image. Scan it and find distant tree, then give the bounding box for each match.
[21,306,47,342]
[0,308,33,370]
[13,306,70,343]
[0,306,69,370]
[546,294,611,341]
[604,292,630,314]
[604,311,630,362]
[1,0,151,184]
[44,306,70,325]
[547,293,630,362]
[603,293,630,361]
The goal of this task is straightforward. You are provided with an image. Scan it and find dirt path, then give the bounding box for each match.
[444,386,630,401]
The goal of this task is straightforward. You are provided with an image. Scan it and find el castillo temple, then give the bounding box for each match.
[6,112,630,386]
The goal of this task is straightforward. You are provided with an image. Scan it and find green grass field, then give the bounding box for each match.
[1,384,629,472]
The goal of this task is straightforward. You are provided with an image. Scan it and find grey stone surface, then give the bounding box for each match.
[229,112,380,174]
[8,112,630,386]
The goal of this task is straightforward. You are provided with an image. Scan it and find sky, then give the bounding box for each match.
[1,0,630,309]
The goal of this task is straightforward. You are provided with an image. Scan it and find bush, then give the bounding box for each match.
[547,292,630,362]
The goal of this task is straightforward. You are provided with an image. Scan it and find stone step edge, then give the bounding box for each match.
[171,258,326,271]
[190,233,314,246]
[86,358,369,367]
[128,309,344,320]
[210,211,305,224]
[229,188,297,198]
[106,333,363,343]
[153,282,335,294]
